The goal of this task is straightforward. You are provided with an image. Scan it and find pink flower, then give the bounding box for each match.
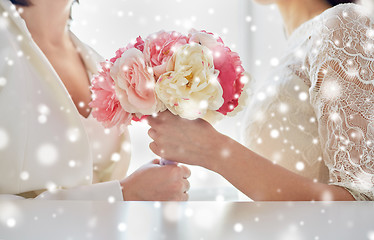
[110,48,159,115]
[127,36,145,52]
[110,36,145,63]
[189,30,246,115]
[89,62,132,129]
[144,30,188,79]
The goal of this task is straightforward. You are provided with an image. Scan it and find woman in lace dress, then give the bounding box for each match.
[148,0,374,200]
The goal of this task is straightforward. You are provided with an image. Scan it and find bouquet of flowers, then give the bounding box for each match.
[89,29,250,156]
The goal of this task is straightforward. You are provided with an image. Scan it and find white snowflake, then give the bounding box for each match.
[270,57,279,67]
[322,79,341,101]
[66,128,81,142]
[6,218,16,228]
[250,25,257,32]
[256,92,266,101]
[184,208,194,217]
[104,128,111,134]
[0,128,9,150]
[367,29,374,38]
[38,104,50,115]
[233,223,243,232]
[117,11,124,17]
[0,16,9,31]
[45,182,57,193]
[68,160,77,168]
[20,171,29,181]
[278,103,289,113]
[221,148,231,158]
[154,202,161,208]
[240,75,250,84]
[295,161,305,171]
[0,77,6,87]
[38,115,47,124]
[215,194,225,201]
[17,50,23,57]
[111,152,121,162]
[367,231,374,240]
[163,202,180,222]
[37,143,59,166]
[329,112,340,122]
[298,92,308,101]
[270,129,280,138]
[121,141,131,153]
[86,217,98,229]
[199,100,208,110]
[7,59,14,66]
[107,196,116,203]
[118,223,127,232]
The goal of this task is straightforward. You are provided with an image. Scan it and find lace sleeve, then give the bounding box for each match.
[307,4,374,200]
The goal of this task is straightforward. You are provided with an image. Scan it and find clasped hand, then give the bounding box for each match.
[120,159,191,201]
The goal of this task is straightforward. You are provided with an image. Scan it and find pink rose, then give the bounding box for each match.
[110,48,158,115]
[144,30,188,79]
[189,30,246,115]
[89,62,132,129]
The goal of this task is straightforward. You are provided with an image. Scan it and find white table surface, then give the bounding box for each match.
[0,200,372,240]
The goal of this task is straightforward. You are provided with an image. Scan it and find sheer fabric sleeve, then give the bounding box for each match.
[307,4,374,200]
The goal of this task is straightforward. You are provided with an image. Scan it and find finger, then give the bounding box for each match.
[147,115,160,126]
[181,192,189,201]
[158,110,170,117]
[183,179,190,193]
[158,110,176,121]
[148,128,157,140]
[180,165,191,179]
[149,142,160,156]
[152,159,160,165]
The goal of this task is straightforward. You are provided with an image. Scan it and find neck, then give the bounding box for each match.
[19,0,73,47]
[276,0,331,36]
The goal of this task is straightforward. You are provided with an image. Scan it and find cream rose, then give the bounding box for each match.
[155,44,224,120]
[110,48,159,115]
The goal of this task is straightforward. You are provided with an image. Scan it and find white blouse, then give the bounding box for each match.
[244,3,374,200]
[0,0,131,200]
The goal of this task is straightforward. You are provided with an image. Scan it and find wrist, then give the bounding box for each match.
[206,133,233,173]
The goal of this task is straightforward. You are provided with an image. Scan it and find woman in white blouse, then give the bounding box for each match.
[148,0,374,200]
[0,0,190,201]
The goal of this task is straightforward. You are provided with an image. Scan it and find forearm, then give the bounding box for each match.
[211,135,355,201]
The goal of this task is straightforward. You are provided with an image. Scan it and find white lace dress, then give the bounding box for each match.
[244,3,374,200]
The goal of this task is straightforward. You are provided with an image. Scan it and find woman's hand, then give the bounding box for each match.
[120,159,191,201]
[148,111,233,171]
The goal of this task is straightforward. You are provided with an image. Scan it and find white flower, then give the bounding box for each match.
[155,44,224,120]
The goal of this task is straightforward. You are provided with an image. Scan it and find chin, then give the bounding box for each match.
[253,0,276,4]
